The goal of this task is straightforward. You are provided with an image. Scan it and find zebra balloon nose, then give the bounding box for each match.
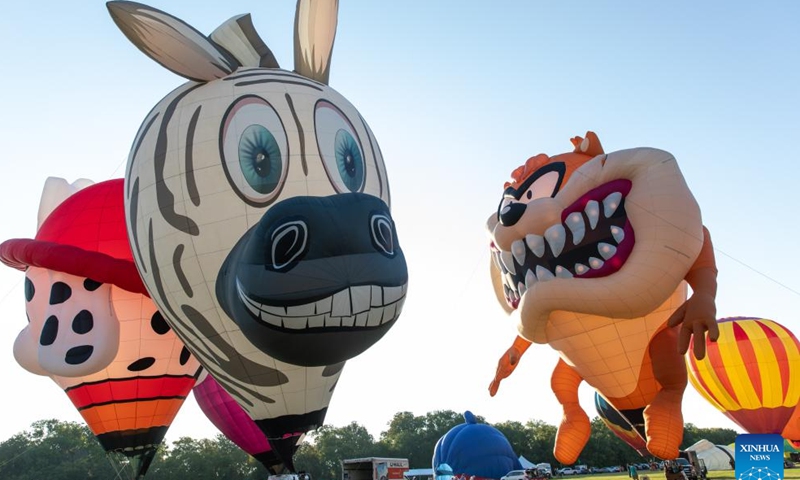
[217,191,408,366]
[249,192,401,268]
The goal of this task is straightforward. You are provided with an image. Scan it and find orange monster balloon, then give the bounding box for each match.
[486,132,719,462]
[687,317,800,440]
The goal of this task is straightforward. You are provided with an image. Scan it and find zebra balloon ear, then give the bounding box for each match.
[107,1,240,82]
[211,14,279,69]
[294,0,339,84]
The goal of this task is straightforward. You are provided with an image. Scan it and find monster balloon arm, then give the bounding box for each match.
[667,226,719,360]
[489,335,532,396]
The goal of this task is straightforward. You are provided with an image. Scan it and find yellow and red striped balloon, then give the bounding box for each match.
[686,317,800,436]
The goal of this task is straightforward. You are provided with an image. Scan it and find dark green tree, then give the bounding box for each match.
[680,424,738,450]
[579,417,643,468]
[0,419,118,480]
[146,435,267,480]
[302,422,377,480]
[378,410,467,468]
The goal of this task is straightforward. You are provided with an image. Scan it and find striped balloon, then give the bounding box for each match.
[686,317,800,435]
[594,392,648,456]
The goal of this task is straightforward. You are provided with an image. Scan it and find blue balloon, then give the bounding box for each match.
[433,411,522,479]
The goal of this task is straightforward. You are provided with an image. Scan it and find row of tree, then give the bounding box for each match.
[0,412,738,480]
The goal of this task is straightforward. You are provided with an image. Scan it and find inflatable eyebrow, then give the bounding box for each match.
[486,132,718,462]
[108,0,407,470]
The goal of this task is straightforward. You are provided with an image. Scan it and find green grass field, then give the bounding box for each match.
[563,470,800,480]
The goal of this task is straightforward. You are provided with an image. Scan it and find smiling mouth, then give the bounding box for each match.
[493,179,635,309]
[236,279,407,330]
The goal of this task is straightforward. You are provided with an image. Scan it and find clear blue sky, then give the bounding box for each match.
[1,0,799,458]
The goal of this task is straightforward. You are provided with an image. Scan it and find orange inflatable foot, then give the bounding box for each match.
[643,389,683,459]
[554,403,591,465]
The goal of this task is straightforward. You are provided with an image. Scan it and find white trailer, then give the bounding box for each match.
[342,457,410,480]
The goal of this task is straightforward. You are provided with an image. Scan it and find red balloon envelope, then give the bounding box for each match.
[686,317,800,436]
[0,178,201,478]
[194,372,303,473]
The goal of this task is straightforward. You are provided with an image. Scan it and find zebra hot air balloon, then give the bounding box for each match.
[108,0,407,470]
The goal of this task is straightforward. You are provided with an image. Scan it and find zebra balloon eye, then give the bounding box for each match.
[314,100,365,193]
[221,95,289,207]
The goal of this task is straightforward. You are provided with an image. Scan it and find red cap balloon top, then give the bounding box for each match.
[0,178,147,296]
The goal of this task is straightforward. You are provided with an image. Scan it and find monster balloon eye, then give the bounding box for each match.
[497,163,565,226]
[315,100,366,193]
[221,95,289,206]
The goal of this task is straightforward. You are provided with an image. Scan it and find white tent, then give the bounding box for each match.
[519,456,536,469]
[685,439,735,470]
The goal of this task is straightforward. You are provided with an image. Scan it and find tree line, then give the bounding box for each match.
[0,412,737,480]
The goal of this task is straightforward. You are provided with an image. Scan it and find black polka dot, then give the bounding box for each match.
[83,278,102,291]
[150,311,171,335]
[49,282,72,305]
[65,345,93,365]
[72,310,94,334]
[24,277,35,302]
[40,316,59,346]
[127,357,156,372]
[179,346,191,365]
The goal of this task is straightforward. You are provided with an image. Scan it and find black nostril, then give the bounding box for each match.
[499,202,527,226]
[267,219,309,271]
[370,212,395,256]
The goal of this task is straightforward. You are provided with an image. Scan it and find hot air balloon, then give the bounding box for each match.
[486,132,720,462]
[108,0,407,470]
[0,178,201,479]
[432,411,522,480]
[193,371,304,473]
[594,392,648,456]
[687,317,800,438]
[784,405,800,444]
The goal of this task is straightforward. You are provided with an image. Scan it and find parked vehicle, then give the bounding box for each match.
[677,451,707,480]
[558,468,576,476]
[525,468,552,480]
[501,470,528,480]
[536,463,553,477]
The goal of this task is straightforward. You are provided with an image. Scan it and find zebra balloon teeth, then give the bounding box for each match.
[108,0,407,470]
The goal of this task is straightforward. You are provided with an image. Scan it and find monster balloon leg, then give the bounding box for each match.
[644,326,687,459]
[551,358,591,465]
